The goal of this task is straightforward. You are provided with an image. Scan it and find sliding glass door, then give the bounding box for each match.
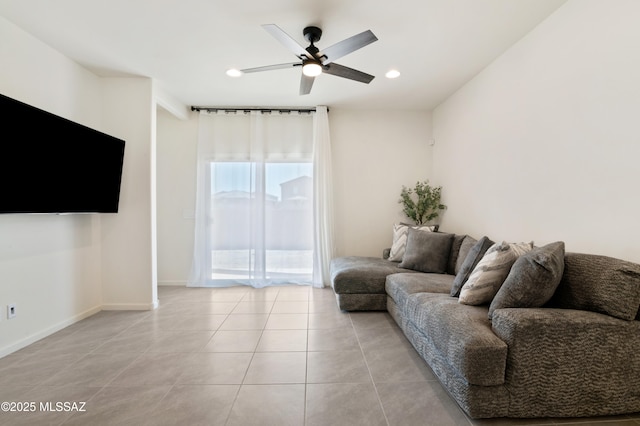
[189,108,333,289]
[208,161,314,286]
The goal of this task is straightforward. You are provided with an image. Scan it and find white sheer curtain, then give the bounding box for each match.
[312,106,335,288]
[189,108,334,288]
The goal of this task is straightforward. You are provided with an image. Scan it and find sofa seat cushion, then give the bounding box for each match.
[330,256,417,294]
[386,273,454,311]
[404,293,508,386]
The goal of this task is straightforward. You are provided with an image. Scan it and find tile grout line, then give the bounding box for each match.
[350,313,392,426]
[224,286,283,425]
[304,289,311,426]
[220,288,252,426]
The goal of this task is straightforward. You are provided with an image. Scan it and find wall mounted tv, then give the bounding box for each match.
[0,93,125,214]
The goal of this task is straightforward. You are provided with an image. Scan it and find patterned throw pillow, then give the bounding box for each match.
[388,223,437,262]
[459,241,534,305]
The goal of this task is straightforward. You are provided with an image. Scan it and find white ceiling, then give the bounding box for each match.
[0,0,567,110]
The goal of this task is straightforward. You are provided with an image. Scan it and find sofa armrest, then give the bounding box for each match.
[491,306,639,336]
[491,308,640,417]
[492,307,640,367]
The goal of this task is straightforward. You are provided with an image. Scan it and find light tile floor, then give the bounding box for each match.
[0,285,639,426]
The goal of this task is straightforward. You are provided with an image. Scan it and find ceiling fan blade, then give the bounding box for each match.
[319,30,378,65]
[299,74,315,95]
[241,63,300,73]
[262,24,312,60]
[323,63,375,84]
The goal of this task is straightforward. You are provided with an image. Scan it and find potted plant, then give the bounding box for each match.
[399,180,446,225]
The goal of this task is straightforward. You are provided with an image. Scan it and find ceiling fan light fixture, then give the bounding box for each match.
[245,24,378,94]
[302,61,322,77]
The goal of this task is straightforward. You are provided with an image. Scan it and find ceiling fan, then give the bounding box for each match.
[239,24,378,95]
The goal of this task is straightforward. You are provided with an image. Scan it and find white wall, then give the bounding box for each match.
[330,109,433,257]
[156,108,198,286]
[0,16,157,356]
[0,16,104,356]
[155,108,433,285]
[432,0,640,262]
[100,78,158,309]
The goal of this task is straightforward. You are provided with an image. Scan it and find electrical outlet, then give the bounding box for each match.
[7,303,16,319]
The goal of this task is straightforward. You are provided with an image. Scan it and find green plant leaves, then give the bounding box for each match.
[398,180,446,225]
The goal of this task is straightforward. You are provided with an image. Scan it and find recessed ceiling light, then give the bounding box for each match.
[385,69,401,79]
[226,68,243,77]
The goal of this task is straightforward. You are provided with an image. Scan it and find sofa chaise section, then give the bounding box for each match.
[330,233,473,311]
[329,256,417,310]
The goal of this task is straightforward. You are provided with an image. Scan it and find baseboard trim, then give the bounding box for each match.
[158,280,186,287]
[0,305,102,358]
[101,302,158,311]
[0,299,160,358]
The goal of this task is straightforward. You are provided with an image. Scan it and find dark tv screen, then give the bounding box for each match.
[0,93,125,214]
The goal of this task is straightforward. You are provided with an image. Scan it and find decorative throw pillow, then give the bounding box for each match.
[450,236,494,297]
[454,235,479,276]
[459,241,534,305]
[446,234,474,276]
[388,223,437,262]
[488,241,565,319]
[398,228,454,273]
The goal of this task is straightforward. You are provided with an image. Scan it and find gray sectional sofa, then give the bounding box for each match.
[329,231,640,419]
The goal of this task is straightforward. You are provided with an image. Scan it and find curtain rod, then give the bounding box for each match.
[191,106,320,114]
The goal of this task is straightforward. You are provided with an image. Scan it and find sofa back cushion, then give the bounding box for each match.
[550,252,640,321]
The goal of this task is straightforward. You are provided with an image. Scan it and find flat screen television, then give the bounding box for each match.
[0,93,125,214]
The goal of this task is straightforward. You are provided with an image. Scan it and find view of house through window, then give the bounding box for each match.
[209,161,314,284]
